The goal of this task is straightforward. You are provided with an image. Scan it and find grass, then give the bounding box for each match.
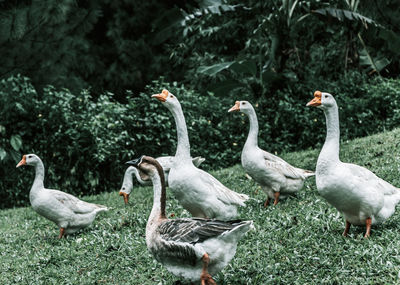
[3,128,400,284]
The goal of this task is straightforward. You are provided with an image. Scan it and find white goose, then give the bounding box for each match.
[307,91,400,237]
[16,154,108,238]
[152,89,249,220]
[119,156,205,204]
[229,101,314,206]
[127,155,253,284]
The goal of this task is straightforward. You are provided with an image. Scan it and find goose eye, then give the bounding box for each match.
[28,155,32,158]
[122,187,125,190]
[170,95,174,98]
[242,102,246,105]
[325,95,328,98]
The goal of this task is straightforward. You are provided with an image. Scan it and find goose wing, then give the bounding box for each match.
[156,156,175,172]
[262,150,306,179]
[155,218,245,265]
[159,218,245,244]
[196,168,248,206]
[344,163,399,195]
[47,189,102,214]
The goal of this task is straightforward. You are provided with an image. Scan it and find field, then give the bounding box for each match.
[2,128,400,284]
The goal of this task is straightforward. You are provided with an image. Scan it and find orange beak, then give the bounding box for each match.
[151,89,169,102]
[306,91,322,107]
[119,191,129,204]
[228,101,241,112]
[16,155,27,168]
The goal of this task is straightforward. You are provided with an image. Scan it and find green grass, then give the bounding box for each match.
[3,128,400,284]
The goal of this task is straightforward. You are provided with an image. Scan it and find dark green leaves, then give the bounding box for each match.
[10,135,22,151]
[312,8,378,28]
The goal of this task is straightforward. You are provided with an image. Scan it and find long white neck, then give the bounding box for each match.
[169,102,191,161]
[122,167,135,194]
[318,104,341,169]
[243,106,259,149]
[30,159,45,201]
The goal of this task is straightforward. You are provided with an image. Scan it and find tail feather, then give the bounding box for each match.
[222,220,254,242]
[192,156,206,167]
[302,169,315,178]
[94,204,109,214]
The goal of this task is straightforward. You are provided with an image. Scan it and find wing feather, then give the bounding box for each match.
[158,218,245,244]
[47,189,101,214]
[196,169,248,205]
[262,150,306,179]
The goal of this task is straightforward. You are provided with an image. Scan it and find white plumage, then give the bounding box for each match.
[229,100,314,206]
[119,156,205,204]
[307,91,400,237]
[16,154,108,238]
[152,90,249,220]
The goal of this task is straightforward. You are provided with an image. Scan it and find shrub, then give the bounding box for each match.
[1,74,400,208]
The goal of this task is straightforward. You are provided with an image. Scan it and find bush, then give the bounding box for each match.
[1,74,400,208]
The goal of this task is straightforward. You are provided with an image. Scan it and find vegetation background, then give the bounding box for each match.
[1,0,400,208]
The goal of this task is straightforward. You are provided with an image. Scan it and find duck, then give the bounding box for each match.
[119,156,205,204]
[16,154,108,238]
[152,89,249,220]
[126,155,253,284]
[228,101,314,206]
[307,91,400,237]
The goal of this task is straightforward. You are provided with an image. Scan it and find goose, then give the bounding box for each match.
[127,155,253,284]
[16,154,108,238]
[152,89,249,220]
[119,156,206,204]
[228,101,314,206]
[307,91,400,237]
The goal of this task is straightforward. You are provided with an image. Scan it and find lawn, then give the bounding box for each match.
[2,128,400,284]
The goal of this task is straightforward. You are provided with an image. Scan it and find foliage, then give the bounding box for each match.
[2,74,400,208]
[3,127,400,283]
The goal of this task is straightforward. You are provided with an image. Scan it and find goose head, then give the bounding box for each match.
[16,154,41,168]
[228,100,254,114]
[126,155,165,184]
[152,89,181,110]
[119,166,135,204]
[306,91,337,110]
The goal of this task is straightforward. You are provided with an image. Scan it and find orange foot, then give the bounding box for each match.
[273,192,280,206]
[264,198,270,207]
[200,273,216,285]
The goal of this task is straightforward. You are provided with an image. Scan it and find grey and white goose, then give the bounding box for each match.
[229,101,314,206]
[126,155,253,284]
[119,156,205,204]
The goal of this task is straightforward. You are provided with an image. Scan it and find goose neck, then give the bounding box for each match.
[319,105,340,165]
[29,160,45,203]
[169,103,191,160]
[148,168,167,224]
[32,160,45,189]
[244,107,259,148]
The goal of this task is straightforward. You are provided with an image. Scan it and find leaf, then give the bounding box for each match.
[0,147,6,160]
[230,60,257,76]
[359,49,390,74]
[207,79,243,96]
[198,61,236,76]
[10,135,22,151]
[312,8,379,28]
[182,3,241,26]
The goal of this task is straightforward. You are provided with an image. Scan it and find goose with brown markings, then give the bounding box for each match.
[16,154,108,238]
[126,155,253,284]
[229,100,314,206]
[307,91,400,237]
[152,89,249,220]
